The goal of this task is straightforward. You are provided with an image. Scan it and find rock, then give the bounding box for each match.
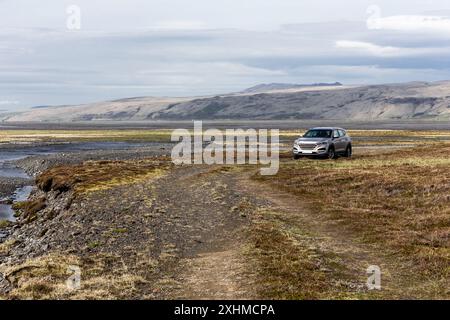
[0,273,12,294]
[0,231,8,240]
[39,228,48,237]
[0,198,13,205]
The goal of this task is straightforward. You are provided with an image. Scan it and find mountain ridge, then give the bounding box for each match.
[241,82,343,93]
[2,81,450,122]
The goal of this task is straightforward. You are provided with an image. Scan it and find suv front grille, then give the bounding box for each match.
[299,143,316,150]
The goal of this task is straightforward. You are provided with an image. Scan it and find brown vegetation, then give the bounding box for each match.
[36,157,172,195]
[12,197,47,221]
[253,143,450,298]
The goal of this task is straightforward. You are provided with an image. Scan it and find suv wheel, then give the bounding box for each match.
[344,145,352,158]
[293,154,301,160]
[327,146,336,159]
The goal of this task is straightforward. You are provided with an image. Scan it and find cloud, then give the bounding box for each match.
[0,100,20,111]
[288,64,450,85]
[335,40,402,57]
[3,1,450,110]
[335,40,450,57]
[0,100,19,105]
[138,62,285,77]
[368,13,450,35]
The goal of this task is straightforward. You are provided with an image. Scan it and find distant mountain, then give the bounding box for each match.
[31,105,53,109]
[3,81,450,121]
[242,82,342,93]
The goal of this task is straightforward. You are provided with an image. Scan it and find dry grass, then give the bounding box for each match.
[253,143,450,298]
[12,197,46,220]
[36,157,171,195]
[0,130,174,143]
[0,239,16,255]
[0,253,150,299]
[244,213,332,299]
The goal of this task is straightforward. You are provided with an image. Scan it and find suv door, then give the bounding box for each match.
[338,130,349,151]
[332,130,343,152]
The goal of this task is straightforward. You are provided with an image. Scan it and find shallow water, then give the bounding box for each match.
[13,185,33,202]
[0,164,29,178]
[0,141,149,221]
[0,204,15,221]
[0,186,34,222]
[0,153,30,178]
[0,141,147,178]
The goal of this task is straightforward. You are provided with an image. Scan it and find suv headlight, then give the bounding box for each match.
[317,141,328,146]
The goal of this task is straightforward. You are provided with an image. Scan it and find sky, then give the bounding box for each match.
[2,0,450,111]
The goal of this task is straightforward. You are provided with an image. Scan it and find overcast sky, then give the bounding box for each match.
[2,0,450,111]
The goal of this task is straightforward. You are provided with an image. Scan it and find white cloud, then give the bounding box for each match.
[335,40,450,57]
[138,62,285,77]
[335,40,402,57]
[0,100,19,105]
[291,65,450,84]
[368,14,450,34]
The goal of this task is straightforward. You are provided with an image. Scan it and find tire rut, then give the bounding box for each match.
[149,165,258,299]
[238,170,418,298]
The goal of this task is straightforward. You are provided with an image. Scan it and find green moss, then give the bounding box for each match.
[112,228,128,234]
[87,241,101,249]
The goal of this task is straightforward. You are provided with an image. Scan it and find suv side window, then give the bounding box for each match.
[338,129,346,137]
[333,130,340,138]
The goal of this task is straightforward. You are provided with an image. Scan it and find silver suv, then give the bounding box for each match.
[293,127,352,159]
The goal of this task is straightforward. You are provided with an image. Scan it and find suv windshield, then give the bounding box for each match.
[303,129,332,138]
